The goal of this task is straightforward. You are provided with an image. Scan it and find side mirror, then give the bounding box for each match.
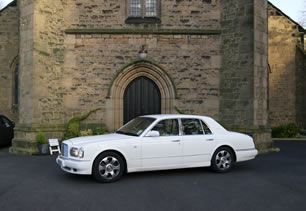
[146,130,160,137]
[11,121,15,128]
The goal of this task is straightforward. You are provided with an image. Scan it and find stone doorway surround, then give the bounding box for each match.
[109,60,176,130]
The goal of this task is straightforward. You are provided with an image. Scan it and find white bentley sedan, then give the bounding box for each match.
[56,114,257,182]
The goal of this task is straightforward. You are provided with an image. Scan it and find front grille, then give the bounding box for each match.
[62,143,68,157]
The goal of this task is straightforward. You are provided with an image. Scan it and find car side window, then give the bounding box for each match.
[201,120,212,134]
[152,119,179,136]
[182,119,204,135]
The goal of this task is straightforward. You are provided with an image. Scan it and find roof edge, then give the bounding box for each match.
[0,0,17,13]
[268,1,305,32]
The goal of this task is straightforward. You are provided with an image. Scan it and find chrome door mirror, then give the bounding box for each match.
[146,130,160,137]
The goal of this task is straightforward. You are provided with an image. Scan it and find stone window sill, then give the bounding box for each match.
[125,17,161,24]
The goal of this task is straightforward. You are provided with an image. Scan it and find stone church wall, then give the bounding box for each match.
[253,0,270,147]
[11,0,223,154]
[64,33,221,131]
[62,0,222,131]
[295,46,306,128]
[11,0,66,154]
[268,4,306,129]
[220,0,271,150]
[9,0,273,154]
[220,0,256,127]
[64,0,220,30]
[0,5,19,121]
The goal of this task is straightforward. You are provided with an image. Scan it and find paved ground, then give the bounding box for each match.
[0,141,305,211]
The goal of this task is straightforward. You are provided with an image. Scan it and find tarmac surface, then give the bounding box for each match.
[0,141,305,211]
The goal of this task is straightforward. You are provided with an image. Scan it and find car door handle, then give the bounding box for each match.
[171,140,180,142]
[206,139,214,141]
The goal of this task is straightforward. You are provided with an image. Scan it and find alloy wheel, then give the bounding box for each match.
[98,156,121,180]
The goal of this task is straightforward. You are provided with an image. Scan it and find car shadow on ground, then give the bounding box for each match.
[58,161,256,184]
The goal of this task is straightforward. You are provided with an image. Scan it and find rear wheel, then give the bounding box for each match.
[92,151,125,183]
[211,147,234,173]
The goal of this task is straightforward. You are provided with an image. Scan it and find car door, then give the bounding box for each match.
[181,118,216,165]
[141,118,183,169]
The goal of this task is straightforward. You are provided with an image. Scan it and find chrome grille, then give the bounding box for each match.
[62,143,68,157]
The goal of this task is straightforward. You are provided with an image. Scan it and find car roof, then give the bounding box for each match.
[141,114,213,120]
[140,114,227,133]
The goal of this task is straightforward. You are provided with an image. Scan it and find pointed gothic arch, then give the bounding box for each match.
[10,55,19,105]
[109,60,177,130]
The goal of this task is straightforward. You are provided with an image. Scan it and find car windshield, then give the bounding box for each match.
[116,117,155,136]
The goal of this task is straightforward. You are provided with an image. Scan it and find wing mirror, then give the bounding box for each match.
[146,130,160,137]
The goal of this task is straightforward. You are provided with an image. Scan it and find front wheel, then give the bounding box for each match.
[211,147,234,173]
[92,151,125,183]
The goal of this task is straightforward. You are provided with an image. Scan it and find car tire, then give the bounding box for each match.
[211,147,234,173]
[92,151,125,183]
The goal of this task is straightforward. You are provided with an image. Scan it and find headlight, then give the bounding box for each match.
[70,147,84,158]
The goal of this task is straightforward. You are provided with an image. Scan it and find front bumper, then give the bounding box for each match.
[56,156,92,175]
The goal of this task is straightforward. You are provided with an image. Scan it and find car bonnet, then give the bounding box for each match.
[64,133,133,146]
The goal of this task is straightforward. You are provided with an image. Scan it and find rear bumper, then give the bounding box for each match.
[235,148,258,162]
[56,156,92,175]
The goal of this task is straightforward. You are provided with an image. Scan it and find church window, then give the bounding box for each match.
[126,0,160,23]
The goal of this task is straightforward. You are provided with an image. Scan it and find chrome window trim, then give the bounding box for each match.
[236,148,257,152]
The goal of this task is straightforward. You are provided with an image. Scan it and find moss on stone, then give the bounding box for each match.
[92,125,108,135]
[37,50,50,57]
[174,106,185,114]
[64,108,102,140]
[53,48,61,54]
[79,129,93,136]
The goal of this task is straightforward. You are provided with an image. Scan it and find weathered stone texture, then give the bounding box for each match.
[268,4,306,128]
[11,0,67,154]
[64,0,220,30]
[295,48,306,128]
[254,0,269,127]
[32,0,65,124]
[220,0,255,126]
[64,33,221,130]
[11,0,36,154]
[0,5,19,121]
[253,0,270,148]
[19,0,34,126]
[220,0,271,149]
[17,0,65,126]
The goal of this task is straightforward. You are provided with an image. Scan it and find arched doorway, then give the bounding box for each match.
[124,76,161,123]
[109,61,177,130]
